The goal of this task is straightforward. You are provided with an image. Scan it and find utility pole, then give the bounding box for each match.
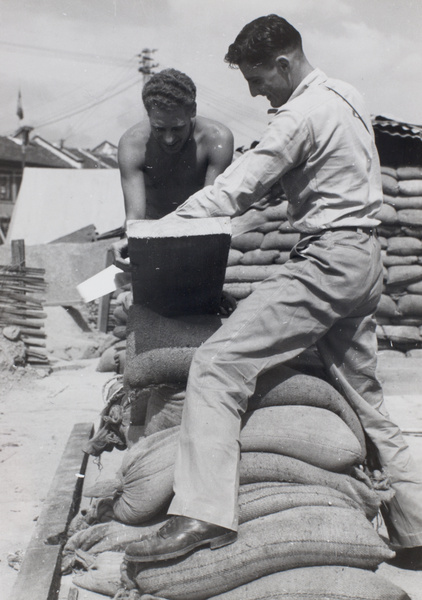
[138,49,159,85]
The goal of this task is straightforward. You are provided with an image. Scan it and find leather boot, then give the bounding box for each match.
[124,516,237,563]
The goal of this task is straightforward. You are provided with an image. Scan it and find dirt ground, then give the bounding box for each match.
[1,307,422,599]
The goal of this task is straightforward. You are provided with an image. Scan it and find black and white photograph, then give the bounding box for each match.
[1,1,422,599]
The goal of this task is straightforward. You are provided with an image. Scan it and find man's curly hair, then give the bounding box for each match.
[142,68,197,114]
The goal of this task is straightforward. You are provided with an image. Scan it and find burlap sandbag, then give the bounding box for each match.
[207,566,410,600]
[398,179,422,196]
[226,248,243,266]
[256,219,281,233]
[143,364,366,454]
[126,305,221,354]
[248,364,366,455]
[130,507,394,600]
[97,346,120,373]
[230,232,264,252]
[386,236,422,255]
[108,427,180,524]
[381,173,399,196]
[260,230,300,250]
[382,254,417,267]
[377,202,398,225]
[381,166,397,179]
[397,294,422,317]
[241,406,364,471]
[75,558,410,600]
[376,294,400,318]
[401,226,422,239]
[124,347,196,389]
[388,195,422,210]
[72,551,123,597]
[144,386,185,436]
[407,280,422,294]
[378,324,422,344]
[142,399,365,471]
[386,264,422,287]
[265,201,289,221]
[240,249,280,265]
[86,405,373,525]
[274,250,291,264]
[396,166,422,181]
[239,453,383,519]
[397,208,422,227]
[224,264,281,282]
[237,482,366,523]
[223,282,255,300]
[64,483,365,559]
[377,224,401,238]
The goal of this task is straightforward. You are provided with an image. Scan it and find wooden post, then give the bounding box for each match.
[11,239,25,268]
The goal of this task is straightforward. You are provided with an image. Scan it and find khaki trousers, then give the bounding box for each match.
[168,229,422,548]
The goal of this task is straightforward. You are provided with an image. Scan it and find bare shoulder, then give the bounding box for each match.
[195,116,234,149]
[118,120,151,168]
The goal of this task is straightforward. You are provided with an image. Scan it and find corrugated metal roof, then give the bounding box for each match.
[372,115,422,141]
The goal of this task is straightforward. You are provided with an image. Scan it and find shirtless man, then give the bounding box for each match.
[112,68,234,270]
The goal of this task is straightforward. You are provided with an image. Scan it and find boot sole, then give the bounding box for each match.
[124,530,237,563]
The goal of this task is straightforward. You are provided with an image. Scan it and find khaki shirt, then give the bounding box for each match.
[172,69,382,233]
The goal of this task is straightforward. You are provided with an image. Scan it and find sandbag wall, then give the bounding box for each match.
[224,166,422,351]
[376,166,422,350]
[62,304,408,599]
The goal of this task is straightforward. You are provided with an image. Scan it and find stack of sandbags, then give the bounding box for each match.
[65,362,402,599]
[224,201,298,300]
[224,168,422,351]
[118,304,222,438]
[377,165,422,349]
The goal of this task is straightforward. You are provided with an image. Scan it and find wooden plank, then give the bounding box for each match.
[97,248,115,333]
[8,422,94,600]
[50,225,97,244]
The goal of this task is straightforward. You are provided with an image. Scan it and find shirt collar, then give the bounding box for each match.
[267,68,327,118]
[289,68,327,102]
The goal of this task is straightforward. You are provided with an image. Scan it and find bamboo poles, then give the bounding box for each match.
[0,242,49,366]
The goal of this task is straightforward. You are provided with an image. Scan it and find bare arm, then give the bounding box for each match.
[118,129,148,222]
[204,124,234,186]
[112,126,148,270]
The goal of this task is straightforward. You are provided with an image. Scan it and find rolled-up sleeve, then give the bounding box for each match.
[172,109,311,219]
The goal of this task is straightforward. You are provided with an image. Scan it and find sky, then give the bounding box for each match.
[1,0,422,150]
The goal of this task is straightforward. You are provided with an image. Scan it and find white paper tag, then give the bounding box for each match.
[77,265,124,302]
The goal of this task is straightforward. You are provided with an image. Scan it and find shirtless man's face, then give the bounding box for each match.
[149,106,195,154]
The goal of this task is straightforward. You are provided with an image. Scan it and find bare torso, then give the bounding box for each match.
[118,115,234,222]
[143,126,208,218]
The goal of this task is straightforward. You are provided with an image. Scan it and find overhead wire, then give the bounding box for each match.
[0,39,130,67]
[3,44,266,146]
[30,76,141,131]
[28,56,138,118]
[60,60,141,142]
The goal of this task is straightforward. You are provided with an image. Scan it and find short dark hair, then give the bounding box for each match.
[225,15,302,67]
[142,68,197,113]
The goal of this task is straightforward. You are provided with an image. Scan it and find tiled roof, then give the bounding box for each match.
[94,154,118,168]
[0,136,72,168]
[0,132,118,169]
